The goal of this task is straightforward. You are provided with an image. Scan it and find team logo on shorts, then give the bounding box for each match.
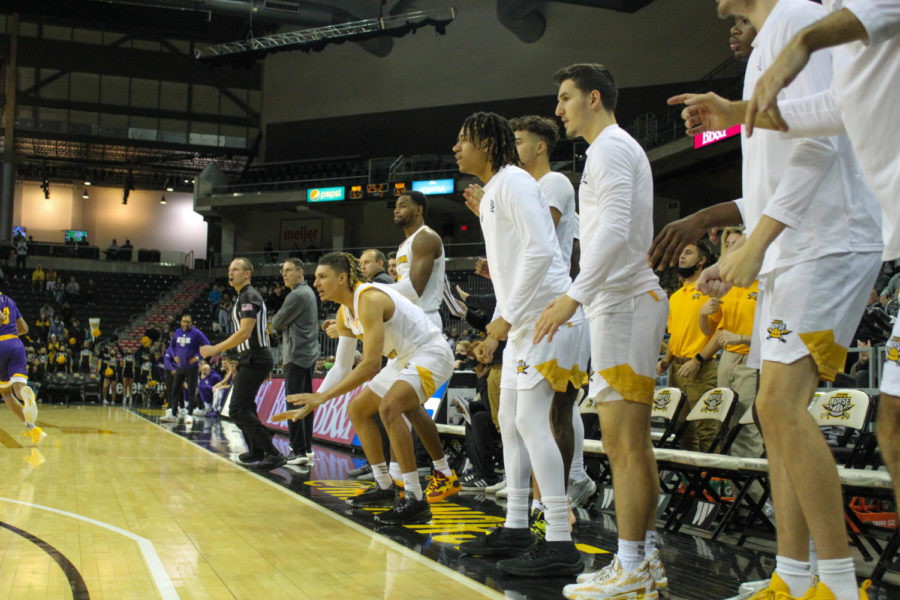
[516,360,529,375]
[766,320,792,342]
[821,392,855,421]
[653,390,671,413]
[748,292,758,301]
[701,390,724,413]
[886,336,900,366]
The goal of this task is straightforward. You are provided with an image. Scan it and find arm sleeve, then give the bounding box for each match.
[567,140,636,306]
[499,179,556,326]
[779,89,846,138]
[271,292,303,330]
[761,14,841,231]
[850,0,900,46]
[316,336,357,396]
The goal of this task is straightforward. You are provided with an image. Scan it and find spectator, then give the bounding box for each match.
[454,341,476,370]
[313,358,327,378]
[266,284,285,313]
[45,267,58,296]
[14,235,27,271]
[856,288,893,347]
[65,276,80,301]
[387,251,398,281]
[264,240,277,263]
[31,265,45,293]
[69,317,85,349]
[105,239,119,261]
[208,285,223,321]
[850,340,875,388]
[39,303,53,322]
[60,302,73,325]
[84,278,96,305]
[122,239,133,250]
[48,317,66,342]
[210,355,236,415]
[875,262,895,294]
[218,294,233,335]
[33,313,50,344]
[359,249,393,284]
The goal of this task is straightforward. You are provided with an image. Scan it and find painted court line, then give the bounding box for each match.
[140,410,505,600]
[0,496,179,600]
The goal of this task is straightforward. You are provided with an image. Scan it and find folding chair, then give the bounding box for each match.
[651,387,686,448]
[809,389,873,468]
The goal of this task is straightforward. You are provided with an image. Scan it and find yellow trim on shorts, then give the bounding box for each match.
[0,333,18,341]
[799,330,847,383]
[415,365,437,399]
[596,364,655,405]
[534,359,589,393]
[648,290,660,302]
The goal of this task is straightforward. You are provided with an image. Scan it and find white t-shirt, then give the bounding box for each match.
[741,0,882,275]
[480,165,571,341]
[566,124,659,316]
[776,0,900,260]
[539,171,577,268]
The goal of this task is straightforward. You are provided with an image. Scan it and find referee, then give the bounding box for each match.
[201,257,285,471]
[271,258,320,465]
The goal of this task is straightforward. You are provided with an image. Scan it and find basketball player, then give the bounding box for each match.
[0,290,45,444]
[200,258,284,472]
[453,111,587,576]
[509,114,594,508]
[667,2,882,598]
[532,63,668,599]
[387,191,461,502]
[274,253,454,524]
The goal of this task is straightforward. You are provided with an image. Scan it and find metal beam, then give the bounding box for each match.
[13,96,255,127]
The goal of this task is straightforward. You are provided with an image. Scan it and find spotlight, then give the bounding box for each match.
[84,171,92,186]
[122,171,135,205]
[40,177,50,199]
[165,177,174,192]
[82,189,89,199]
[160,194,167,205]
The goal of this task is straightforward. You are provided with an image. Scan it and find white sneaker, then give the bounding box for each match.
[184,415,193,426]
[722,579,769,600]
[646,549,668,589]
[160,409,177,422]
[193,408,205,417]
[567,475,598,508]
[496,486,508,499]
[306,451,315,461]
[564,556,657,600]
[485,478,507,494]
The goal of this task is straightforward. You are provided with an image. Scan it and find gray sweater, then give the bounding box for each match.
[271,282,320,368]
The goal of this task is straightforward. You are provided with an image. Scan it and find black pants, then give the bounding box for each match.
[465,408,501,482]
[230,349,276,457]
[283,362,314,455]
[171,367,199,413]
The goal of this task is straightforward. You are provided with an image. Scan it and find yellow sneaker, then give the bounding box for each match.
[425,470,460,504]
[24,426,47,445]
[393,478,405,500]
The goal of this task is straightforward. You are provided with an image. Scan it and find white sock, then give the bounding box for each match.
[775,555,815,598]
[570,408,586,482]
[543,495,571,542]
[402,471,423,501]
[432,455,452,477]
[817,557,858,600]
[372,462,392,490]
[505,487,530,529]
[531,499,545,513]
[388,461,402,481]
[617,539,645,573]
[644,530,657,555]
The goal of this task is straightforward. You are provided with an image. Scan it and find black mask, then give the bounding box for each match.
[677,264,700,278]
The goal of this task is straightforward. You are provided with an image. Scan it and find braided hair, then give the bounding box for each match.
[461,111,521,173]
[319,252,364,291]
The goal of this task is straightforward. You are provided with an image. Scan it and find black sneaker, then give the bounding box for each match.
[460,473,494,491]
[347,463,372,479]
[238,452,263,464]
[250,453,287,471]
[458,527,533,557]
[375,496,432,525]
[346,483,397,507]
[496,539,583,577]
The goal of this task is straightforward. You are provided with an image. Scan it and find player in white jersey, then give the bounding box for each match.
[388,191,461,501]
[274,253,454,524]
[392,191,445,329]
[532,64,669,600]
[668,2,882,599]
[453,111,588,577]
[508,114,595,509]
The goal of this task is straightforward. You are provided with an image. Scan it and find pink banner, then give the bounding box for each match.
[254,376,364,447]
[694,124,742,149]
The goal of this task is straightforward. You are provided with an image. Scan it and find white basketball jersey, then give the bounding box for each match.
[396,225,444,318]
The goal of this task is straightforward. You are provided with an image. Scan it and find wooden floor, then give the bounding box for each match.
[0,406,503,600]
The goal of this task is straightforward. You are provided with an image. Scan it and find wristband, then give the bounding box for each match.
[694,353,705,364]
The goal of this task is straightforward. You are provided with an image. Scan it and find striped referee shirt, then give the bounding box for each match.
[232,284,269,352]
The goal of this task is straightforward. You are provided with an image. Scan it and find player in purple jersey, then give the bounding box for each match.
[0,291,46,444]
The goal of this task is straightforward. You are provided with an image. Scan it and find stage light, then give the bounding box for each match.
[82,189,89,199]
[160,195,167,205]
[165,177,174,192]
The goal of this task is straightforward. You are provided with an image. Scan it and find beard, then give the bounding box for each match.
[677,263,700,278]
